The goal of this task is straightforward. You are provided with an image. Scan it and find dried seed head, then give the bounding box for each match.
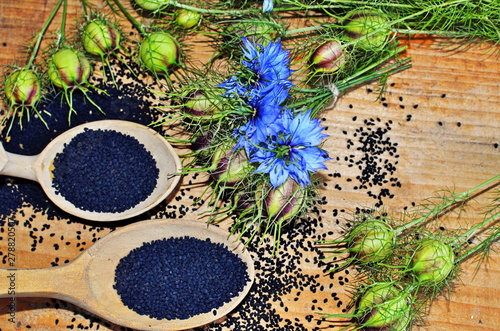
[140,32,180,75]
[343,9,391,50]
[175,9,202,29]
[4,69,41,107]
[134,0,170,11]
[411,239,455,284]
[348,220,395,263]
[264,178,305,223]
[357,283,411,329]
[310,40,347,73]
[47,48,91,89]
[82,19,122,57]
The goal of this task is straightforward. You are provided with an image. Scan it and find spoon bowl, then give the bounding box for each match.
[0,120,182,221]
[0,219,255,330]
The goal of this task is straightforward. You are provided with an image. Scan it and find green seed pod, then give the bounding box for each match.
[348,220,395,263]
[411,239,455,284]
[139,32,180,75]
[264,178,305,223]
[343,9,391,50]
[310,39,347,73]
[175,9,201,29]
[182,89,224,120]
[4,69,41,107]
[210,145,253,187]
[48,48,91,89]
[357,283,411,329]
[82,19,122,57]
[134,0,169,11]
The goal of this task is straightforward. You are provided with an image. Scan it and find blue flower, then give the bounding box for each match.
[248,109,331,188]
[241,38,293,83]
[218,38,293,107]
[218,38,329,187]
[234,98,282,152]
[263,0,274,12]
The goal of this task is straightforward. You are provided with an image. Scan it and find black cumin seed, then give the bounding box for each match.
[51,129,159,213]
[114,236,249,320]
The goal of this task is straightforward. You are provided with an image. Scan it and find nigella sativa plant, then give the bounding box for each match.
[218,38,330,188]
[249,109,330,187]
[218,37,293,109]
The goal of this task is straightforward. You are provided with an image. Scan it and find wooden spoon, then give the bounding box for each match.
[0,219,255,331]
[0,120,182,221]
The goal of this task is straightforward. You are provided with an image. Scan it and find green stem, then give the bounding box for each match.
[26,0,64,69]
[456,229,500,264]
[451,211,500,247]
[58,0,68,48]
[336,46,409,92]
[284,25,330,37]
[395,174,500,234]
[167,0,313,15]
[111,0,146,35]
[168,1,258,15]
[80,0,90,19]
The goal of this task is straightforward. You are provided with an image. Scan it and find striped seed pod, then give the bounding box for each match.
[139,32,180,75]
[310,39,347,73]
[48,48,91,89]
[82,19,122,57]
[4,69,41,107]
[343,9,391,50]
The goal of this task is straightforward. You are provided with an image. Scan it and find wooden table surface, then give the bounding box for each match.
[1,1,500,330]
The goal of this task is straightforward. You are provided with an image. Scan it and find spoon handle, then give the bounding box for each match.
[0,143,39,181]
[0,259,89,304]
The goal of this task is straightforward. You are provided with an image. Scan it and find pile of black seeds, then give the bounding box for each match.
[0,56,165,221]
[0,177,23,220]
[113,236,250,320]
[51,128,159,213]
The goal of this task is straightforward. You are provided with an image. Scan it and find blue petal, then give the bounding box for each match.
[263,0,274,12]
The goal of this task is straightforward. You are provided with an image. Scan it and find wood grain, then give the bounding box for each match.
[1,1,499,330]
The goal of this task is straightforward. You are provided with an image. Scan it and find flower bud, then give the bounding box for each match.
[134,0,169,11]
[310,40,346,73]
[175,9,201,29]
[82,19,122,57]
[182,89,223,120]
[411,239,454,284]
[357,283,411,329]
[4,69,41,107]
[48,48,91,89]
[233,190,256,212]
[348,220,395,263]
[140,32,180,75]
[264,178,305,223]
[210,145,253,187]
[191,132,212,151]
[343,9,391,50]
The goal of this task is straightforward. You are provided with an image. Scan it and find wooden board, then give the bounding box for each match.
[1,1,499,330]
